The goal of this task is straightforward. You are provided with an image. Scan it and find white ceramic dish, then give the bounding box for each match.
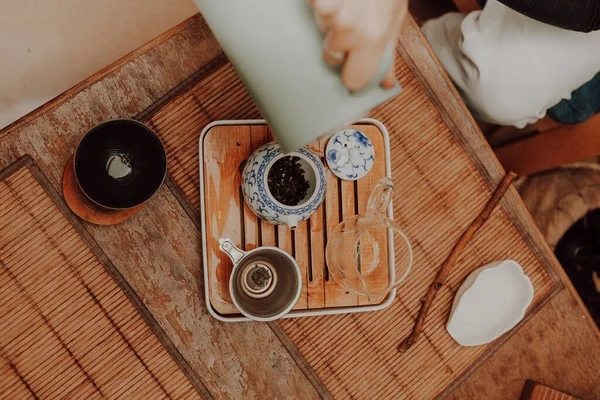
[199,118,396,322]
[447,260,534,346]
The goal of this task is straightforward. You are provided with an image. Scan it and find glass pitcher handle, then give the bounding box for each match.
[366,177,394,217]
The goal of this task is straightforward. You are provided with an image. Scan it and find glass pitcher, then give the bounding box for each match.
[325,178,413,303]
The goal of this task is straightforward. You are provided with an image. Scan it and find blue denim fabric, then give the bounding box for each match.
[547,72,600,124]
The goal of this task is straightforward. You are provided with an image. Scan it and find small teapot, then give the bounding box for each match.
[325,177,413,302]
[242,142,326,229]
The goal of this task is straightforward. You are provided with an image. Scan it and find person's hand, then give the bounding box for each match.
[309,0,408,91]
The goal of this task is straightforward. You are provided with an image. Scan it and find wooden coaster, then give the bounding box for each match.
[62,156,144,225]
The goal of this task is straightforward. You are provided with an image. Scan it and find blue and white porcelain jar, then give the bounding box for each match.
[242,142,326,229]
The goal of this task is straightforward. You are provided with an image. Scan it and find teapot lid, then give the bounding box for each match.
[325,129,375,181]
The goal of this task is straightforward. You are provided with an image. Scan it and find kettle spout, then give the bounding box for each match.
[282,216,299,230]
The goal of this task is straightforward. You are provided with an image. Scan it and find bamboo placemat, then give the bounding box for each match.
[0,157,208,399]
[143,56,561,399]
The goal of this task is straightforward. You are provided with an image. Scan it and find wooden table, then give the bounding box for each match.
[1,14,599,400]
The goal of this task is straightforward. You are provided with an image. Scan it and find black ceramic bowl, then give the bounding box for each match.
[74,119,167,210]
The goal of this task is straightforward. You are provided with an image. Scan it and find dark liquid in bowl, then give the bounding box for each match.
[74,120,166,209]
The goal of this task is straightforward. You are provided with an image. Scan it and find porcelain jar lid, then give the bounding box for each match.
[325,129,375,181]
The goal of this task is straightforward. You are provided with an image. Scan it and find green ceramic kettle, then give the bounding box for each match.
[195,0,402,153]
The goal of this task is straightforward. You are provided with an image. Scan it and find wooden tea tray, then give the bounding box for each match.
[200,119,395,321]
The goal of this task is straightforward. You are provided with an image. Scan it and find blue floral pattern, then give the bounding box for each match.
[242,142,326,226]
[325,129,375,181]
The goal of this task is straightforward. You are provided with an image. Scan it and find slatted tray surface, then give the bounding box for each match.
[0,159,201,399]
[145,57,561,398]
[201,122,390,315]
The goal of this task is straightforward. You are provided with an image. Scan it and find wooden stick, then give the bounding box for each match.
[398,171,518,353]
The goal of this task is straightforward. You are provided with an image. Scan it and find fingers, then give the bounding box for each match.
[379,11,404,89]
[381,67,396,89]
[321,1,360,66]
[323,23,360,66]
[312,0,405,90]
[342,44,387,91]
[313,0,349,66]
[322,34,346,66]
[314,0,343,16]
[312,0,343,31]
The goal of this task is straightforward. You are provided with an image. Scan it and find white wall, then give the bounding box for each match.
[0,0,198,129]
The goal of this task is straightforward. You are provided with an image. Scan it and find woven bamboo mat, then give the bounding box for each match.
[144,55,561,399]
[0,157,206,399]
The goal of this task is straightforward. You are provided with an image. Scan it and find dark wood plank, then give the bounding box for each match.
[495,114,600,176]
